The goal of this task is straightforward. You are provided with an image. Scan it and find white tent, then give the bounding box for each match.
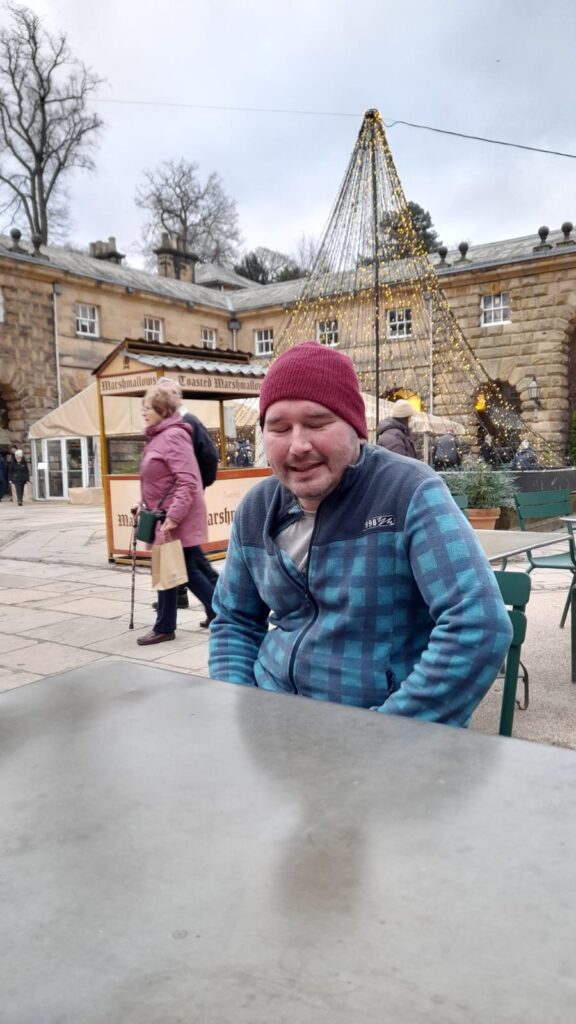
[28,383,144,440]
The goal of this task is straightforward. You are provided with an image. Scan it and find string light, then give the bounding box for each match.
[240,108,561,467]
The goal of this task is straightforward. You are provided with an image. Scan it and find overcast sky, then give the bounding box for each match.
[9,0,576,265]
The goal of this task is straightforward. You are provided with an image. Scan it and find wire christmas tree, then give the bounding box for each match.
[271,109,561,465]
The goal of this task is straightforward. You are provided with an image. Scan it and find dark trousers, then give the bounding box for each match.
[155,545,216,634]
[178,547,218,595]
[14,482,25,505]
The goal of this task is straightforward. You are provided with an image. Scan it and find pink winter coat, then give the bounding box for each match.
[140,414,208,547]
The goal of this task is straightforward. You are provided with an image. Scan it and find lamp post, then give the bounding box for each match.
[228,318,241,352]
[527,377,542,408]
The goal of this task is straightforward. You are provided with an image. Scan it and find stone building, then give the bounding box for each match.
[1,223,576,461]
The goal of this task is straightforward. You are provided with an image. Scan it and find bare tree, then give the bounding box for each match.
[0,3,104,243]
[293,232,319,275]
[136,158,241,265]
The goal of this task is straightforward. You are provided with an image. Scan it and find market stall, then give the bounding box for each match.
[94,339,270,562]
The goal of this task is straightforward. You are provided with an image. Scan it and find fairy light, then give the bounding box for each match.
[236,108,561,466]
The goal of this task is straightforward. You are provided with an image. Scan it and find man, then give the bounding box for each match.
[433,426,464,471]
[0,450,6,501]
[479,433,499,467]
[376,399,418,458]
[209,342,512,727]
[510,439,539,471]
[154,378,219,625]
[9,448,29,506]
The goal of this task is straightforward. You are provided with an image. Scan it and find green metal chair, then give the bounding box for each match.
[451,493,469,518]
[493,570,531,737]
[514,489,576,627]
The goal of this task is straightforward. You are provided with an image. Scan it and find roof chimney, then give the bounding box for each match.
[89,236,125,264]
[153,233,200,282]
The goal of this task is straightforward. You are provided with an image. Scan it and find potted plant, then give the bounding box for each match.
[441,459,517,529]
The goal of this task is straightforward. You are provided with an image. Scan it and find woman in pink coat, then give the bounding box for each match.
[137,385,215,646]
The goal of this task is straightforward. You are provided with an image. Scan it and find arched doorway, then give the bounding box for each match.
[474,380,521,463]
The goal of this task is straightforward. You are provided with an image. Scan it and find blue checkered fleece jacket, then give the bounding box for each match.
[209,445,513,726]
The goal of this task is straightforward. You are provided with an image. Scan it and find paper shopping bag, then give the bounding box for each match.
[151,539,188,591]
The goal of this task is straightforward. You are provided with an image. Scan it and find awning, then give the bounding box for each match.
[29,383,142,439]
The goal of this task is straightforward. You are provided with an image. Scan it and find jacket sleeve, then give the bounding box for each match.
[209,520,270,686]
[162,431,200,523]
[377,476,513,726]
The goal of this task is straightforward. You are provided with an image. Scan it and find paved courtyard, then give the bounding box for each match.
[0,499,575,749]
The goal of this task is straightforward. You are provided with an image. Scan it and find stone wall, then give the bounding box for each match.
[439,256,576,448]
[0,266,58,450]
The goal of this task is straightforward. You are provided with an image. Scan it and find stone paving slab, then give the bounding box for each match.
[0,588,65,605]
[0,607,74,632]
[0,667,43,691]
[85,629,206,661]
[0,642,106,676]
[156,646,210,673]
[0,573,59,589]
[0,632,40,654]
[18,616,134,646]
[44,596,146,620]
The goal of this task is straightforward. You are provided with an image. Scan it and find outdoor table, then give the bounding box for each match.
[478,529,576,682]
[476,528,569,565]
[1,661,576,1023]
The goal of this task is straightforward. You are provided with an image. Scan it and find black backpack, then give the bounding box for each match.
[434,434,460,466]
[182,413,219,488]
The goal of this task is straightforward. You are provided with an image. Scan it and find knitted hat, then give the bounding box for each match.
[259,342,368,438]
[389,399,414,419]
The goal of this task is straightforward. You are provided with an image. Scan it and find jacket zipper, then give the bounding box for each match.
[286,509,321,694]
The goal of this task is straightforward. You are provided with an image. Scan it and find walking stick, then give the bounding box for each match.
[128,511,138,630]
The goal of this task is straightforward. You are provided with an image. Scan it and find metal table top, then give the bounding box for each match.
[476,528,569,562]
[1,662,576,1023]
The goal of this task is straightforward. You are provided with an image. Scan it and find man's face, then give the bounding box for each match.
[263,400,362,511]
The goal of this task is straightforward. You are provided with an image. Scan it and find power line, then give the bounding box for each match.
[93,98,576,160]
[385,118,576,160]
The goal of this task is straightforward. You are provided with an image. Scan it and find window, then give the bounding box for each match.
[316,319,339,347]
[144,316,163,343]
[386,308,412,339]
[481,292,510,326]
[75,303,99,337]
[201,327,217,350]
[255,328,274,357]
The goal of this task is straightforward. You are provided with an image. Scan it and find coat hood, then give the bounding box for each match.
[145,412,192,441]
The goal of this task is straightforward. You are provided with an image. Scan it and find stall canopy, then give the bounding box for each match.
[29,383,144,439]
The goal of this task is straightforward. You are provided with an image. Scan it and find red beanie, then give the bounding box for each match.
[259,342,368,438]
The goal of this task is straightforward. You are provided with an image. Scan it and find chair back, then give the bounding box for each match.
[451,493,468,511]
[493,570,531,737]
[514,489,571,531]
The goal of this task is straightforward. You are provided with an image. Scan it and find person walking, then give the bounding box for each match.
[510,439,539,470]
[136,385,215,646]
[376,399,418,458]
[154,377,220,623]
[479,433,500,466]
[9,449,29,506]
[432,427,464,471]
[0,451,6,501]
[209,342,512,727]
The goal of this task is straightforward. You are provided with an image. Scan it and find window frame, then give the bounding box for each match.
[143,315,164,343]
[201,326,217,350]
[316,319,339,347]
[254,328,274,357]
[386,307,412,340]
[75,303,99,338]
[480,291,511,326]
